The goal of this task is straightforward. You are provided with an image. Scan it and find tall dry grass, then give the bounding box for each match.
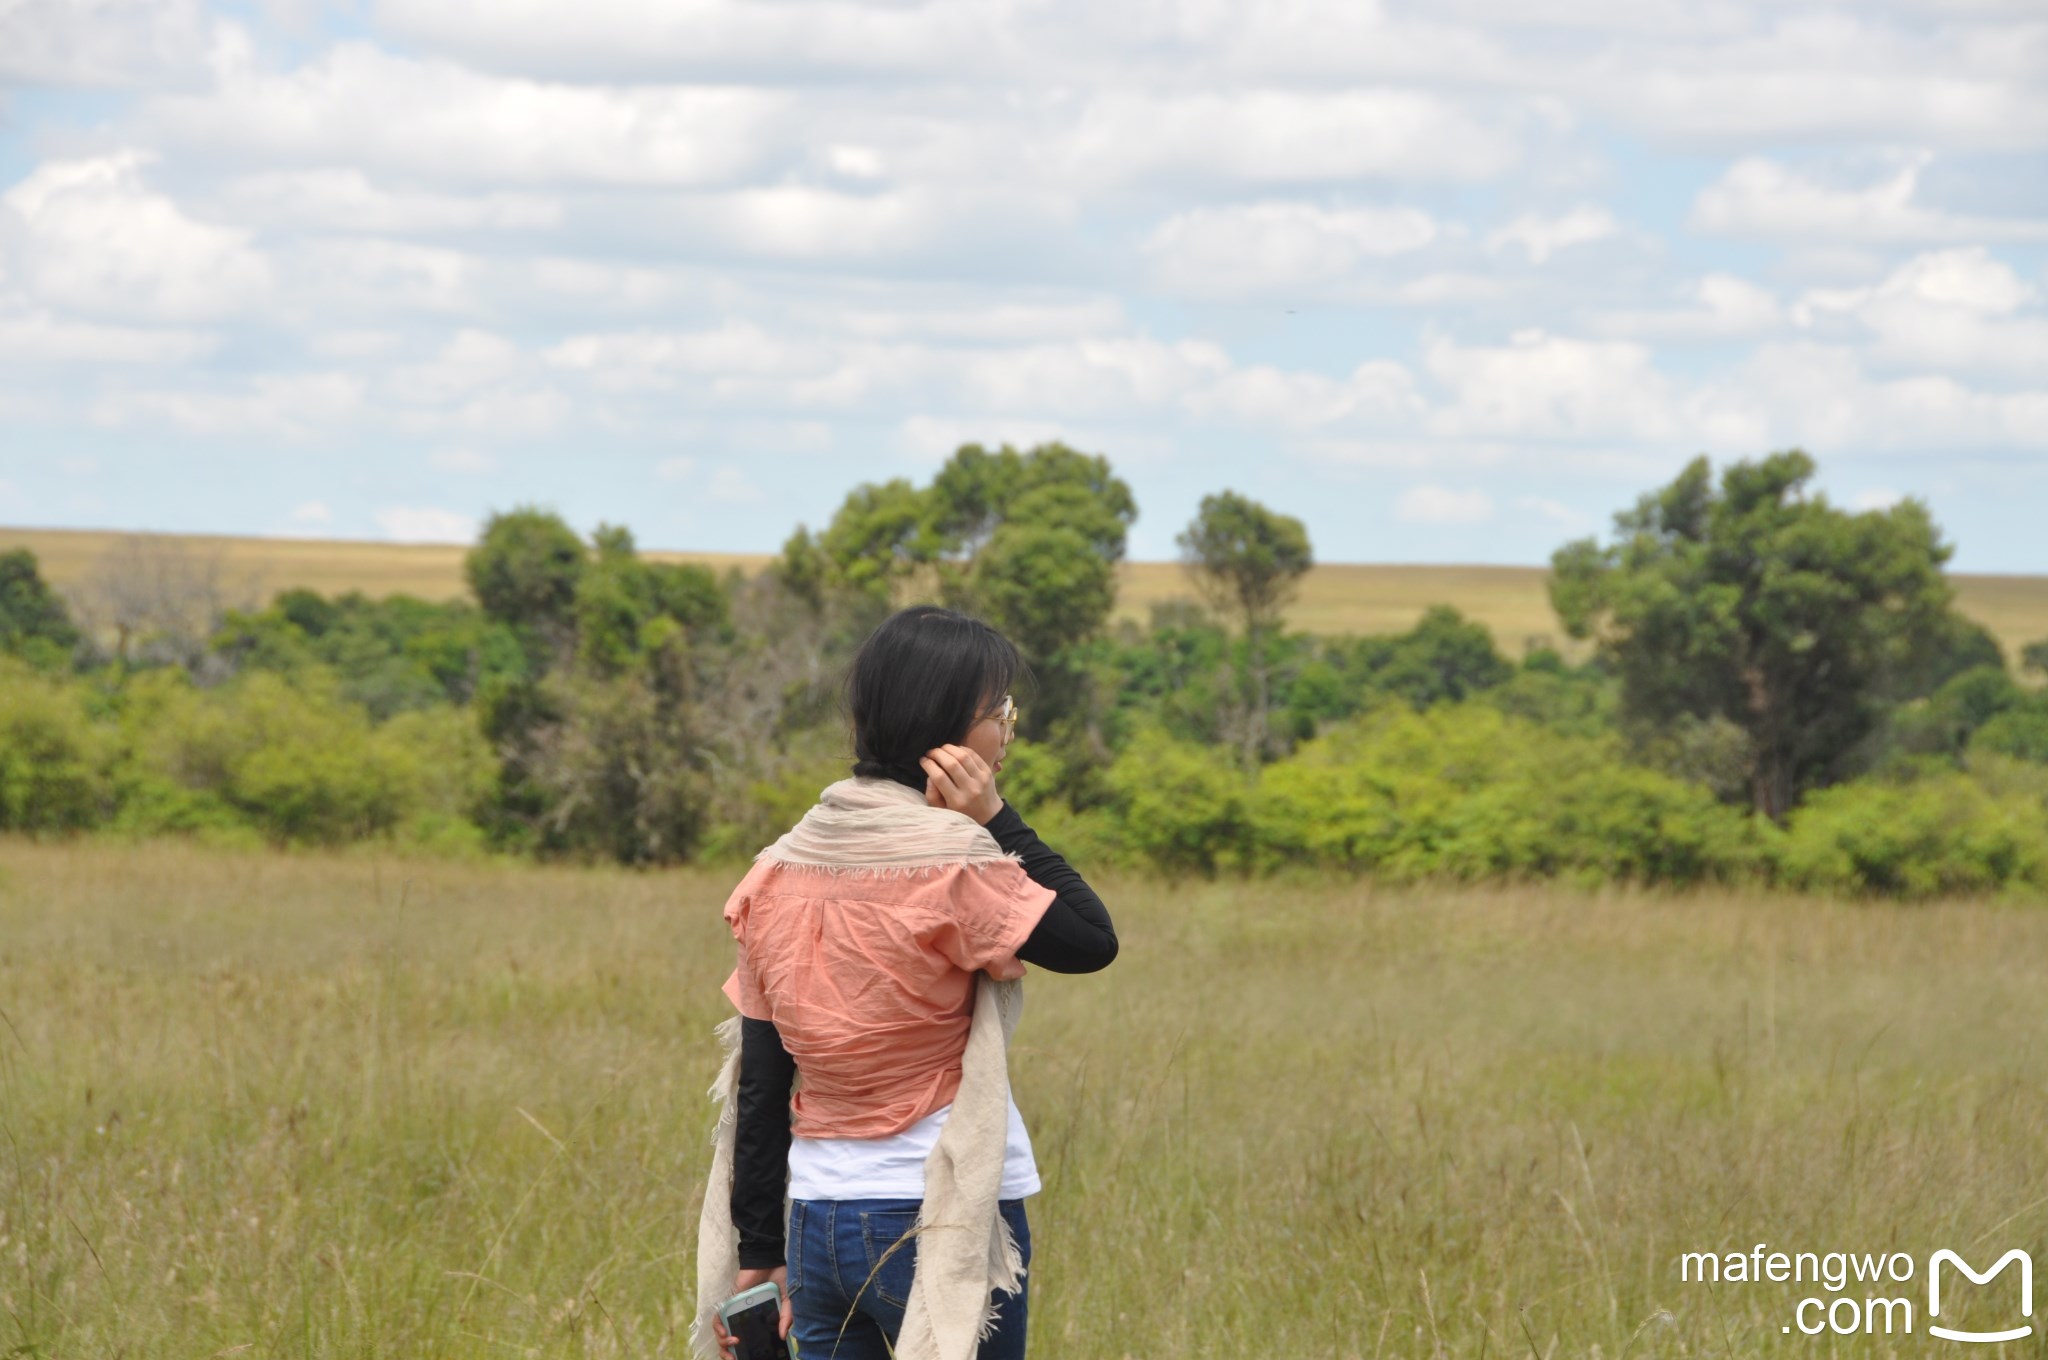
[4,839,2047,1356]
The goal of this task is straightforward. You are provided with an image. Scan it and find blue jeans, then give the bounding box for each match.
[785,1197,1031,1360]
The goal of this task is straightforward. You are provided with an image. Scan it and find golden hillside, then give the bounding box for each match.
[6,525,2047,657]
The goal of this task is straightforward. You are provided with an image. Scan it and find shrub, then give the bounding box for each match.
[125,668,452,846]
[1099,727,1253,876]
[1971,696,2048,764]
[1777,774,2048,899]
[1248,704,1755,886]
[0,664,113,831]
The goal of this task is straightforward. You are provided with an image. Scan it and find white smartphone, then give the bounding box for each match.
[718,1281,791,1360]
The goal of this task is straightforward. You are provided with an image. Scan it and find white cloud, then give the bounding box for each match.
[139,42,784,188]
[825,145,886,181]
[1,152,272,321]
[1796,247,2048,378]
[1143,201,1440,298]
[705,466,765,505]
[829,298,1127,344]
[291,237,477,314]
[373,504,478,542]
[6,0,2048,565]
[1593,273,1784,341]
[1515,495,1593,531]
[547,323,822,391]
[307,329,407,360]
[378,0,1011,82]
[669,187,951,260]
[1852,488,1903,511]
[1062,91,1517,186]
[1395,273,1513,305]
[899,416,1081,461]
[1423,330,1681,443]
[1398,485,1495,525]
[1588,13,2048,149]
[429,447,495,473]
[383,328,526,407]
[217,169,561,233]
[289,499,332,523]
[0,0,215,87]
[1690,155,2048,244]
[1192,360,1422,431]
[0,307,218,364]
[93,372,363,435]
[1695,339,2048,455]
[1486,205,1618,263]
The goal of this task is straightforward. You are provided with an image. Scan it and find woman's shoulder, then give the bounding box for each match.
[721,857,777,924]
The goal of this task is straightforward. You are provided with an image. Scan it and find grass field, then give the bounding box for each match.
[6,841,2047,1357]
[9,524,2048,659]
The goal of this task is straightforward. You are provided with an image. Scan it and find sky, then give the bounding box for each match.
[1,0,2045,569]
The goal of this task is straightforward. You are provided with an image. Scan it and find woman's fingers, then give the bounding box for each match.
[920,754,960,804]
[931,744,986,787]
[925,745,999,824]
[947,744,991,782]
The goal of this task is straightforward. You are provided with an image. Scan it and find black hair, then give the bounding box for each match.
[845,605,1025,793]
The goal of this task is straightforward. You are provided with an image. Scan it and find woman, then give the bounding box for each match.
[707,605,1118,1359]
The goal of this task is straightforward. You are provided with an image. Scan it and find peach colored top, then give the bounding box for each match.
[720,856,1055,1140]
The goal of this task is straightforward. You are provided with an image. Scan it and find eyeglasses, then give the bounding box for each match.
[990,694,1018,741]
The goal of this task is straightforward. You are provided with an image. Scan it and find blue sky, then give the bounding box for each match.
[2,0,2045,568]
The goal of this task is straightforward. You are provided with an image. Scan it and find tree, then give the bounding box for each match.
[67,534,255,677]
[2023,638,2048,679]
[0,550,81,669]
[464,507,587,670]
[572,524,728,677]
[1176,490,1313,769]
[776,442,1137,746]
[970,520,1117,664]
[1551,451,1956,821]
[1358,605,1513,710]
[210,588,527,717]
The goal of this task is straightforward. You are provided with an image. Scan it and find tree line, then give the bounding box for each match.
[3,442,2047,897]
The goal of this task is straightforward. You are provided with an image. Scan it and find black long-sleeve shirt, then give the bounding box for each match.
[728,800,1116,1268]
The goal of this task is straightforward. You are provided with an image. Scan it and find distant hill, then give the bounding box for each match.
[7,525,2047,659]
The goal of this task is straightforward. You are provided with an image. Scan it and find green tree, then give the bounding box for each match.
[934,448,1135,752]
[1552,451,1956,820]
[927,442,1136,566]
[0,550,82,670]
[212,589,527,717]
[808,479,941,600]
[2023,638,2048,679]
[573,524,728,676]
[970,522,1116,664]
[1176,490,1313,769]
[1358,605,1513,710]
[464,507,587,669]
[778,442,1136,756]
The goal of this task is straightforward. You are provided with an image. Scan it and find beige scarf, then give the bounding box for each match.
[692,776,1030,1359]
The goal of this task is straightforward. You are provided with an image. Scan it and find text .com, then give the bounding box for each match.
[1680,1244,2034,1342]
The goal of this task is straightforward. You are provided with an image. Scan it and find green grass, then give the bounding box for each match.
[4,841,2048,1357]
[9,525,2048,660]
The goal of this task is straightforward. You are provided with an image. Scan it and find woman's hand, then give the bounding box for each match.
[710,1265,791,1358]
[922,743,1001,825]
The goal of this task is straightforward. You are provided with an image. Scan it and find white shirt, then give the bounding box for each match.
[787,1090,1041,1201]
